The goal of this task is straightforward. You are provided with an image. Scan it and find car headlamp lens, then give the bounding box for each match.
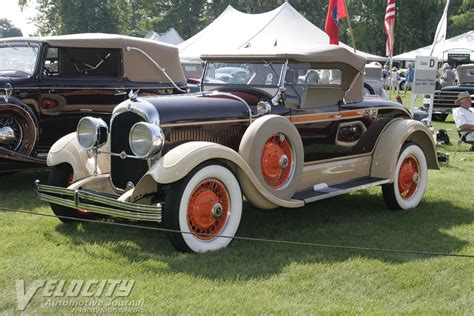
[76,117,108,150]
[129,122,164,158]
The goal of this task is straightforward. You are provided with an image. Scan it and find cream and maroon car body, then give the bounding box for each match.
[35,46,439,253]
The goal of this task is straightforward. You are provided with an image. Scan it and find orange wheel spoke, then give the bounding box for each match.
[397,156,420,200]
[187,179,230,240]
[261,134,293,190]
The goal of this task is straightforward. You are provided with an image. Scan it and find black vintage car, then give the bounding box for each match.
[36,46,438,253]
[423,64,474,121]
[0,33,187,173]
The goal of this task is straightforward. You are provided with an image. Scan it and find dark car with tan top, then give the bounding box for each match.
[35,45,438,253]
[0,33,186,174]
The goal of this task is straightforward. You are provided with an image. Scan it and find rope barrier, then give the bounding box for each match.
[2,206,474,258]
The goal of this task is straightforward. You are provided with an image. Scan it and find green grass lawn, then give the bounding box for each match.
[1,109,474,314]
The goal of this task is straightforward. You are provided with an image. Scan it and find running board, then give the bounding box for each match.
[293,177,390,204]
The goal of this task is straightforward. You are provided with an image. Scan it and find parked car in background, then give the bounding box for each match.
[0,33,186,174]
[422,64,474,121]
[36,46,438,253]
[364,64,388,99]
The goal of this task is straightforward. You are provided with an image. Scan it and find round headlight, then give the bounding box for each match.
[77,117,108,150]
[129,122,164,158]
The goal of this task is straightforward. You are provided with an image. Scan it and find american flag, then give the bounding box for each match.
[384,0,396,57]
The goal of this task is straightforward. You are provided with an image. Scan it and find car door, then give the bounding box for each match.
[37,46,126,149]
[286,65,346,162]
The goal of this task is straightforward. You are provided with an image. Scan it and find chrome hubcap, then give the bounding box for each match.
[211,203,224,219]
[0,115,22,151]
[279,154,289,169]
[0,126,16,145]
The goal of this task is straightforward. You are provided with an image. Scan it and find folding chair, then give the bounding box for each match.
[453,131,474,157]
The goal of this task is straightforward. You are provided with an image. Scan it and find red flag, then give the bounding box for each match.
[384,0,396,57]
[325,0,348,45]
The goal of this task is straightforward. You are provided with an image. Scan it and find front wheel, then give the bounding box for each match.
[382,143,428,210]
[48,163,101,223]
[163,164,243,253]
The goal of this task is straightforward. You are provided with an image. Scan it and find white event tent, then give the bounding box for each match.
[393,30,474,61]
[178,2,386,61]
[159,28,184,45]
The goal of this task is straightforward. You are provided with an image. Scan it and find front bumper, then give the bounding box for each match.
[35,180,162,222]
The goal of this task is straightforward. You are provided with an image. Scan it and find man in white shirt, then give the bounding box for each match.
[452,91,474,145]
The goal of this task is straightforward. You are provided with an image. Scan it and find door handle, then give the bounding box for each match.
[114,90,127,96]
[333,114,342,119]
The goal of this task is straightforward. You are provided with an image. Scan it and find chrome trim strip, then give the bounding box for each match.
[161,118,249,128]
[303,153,372,166]
[35,182,162,222]
[10,87,182,90]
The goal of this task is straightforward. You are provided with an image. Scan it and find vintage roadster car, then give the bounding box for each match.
[36,46,439,253]
[0,33,186,173]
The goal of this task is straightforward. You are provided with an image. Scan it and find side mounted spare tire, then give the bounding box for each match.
[0,103,37,155]
[239,114,304,200]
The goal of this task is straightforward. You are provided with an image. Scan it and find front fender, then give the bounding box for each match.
[142,141,304,209]
[47,132,110,181]
[370,119,439,181]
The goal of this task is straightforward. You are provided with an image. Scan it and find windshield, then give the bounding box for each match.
[0,43,39,77]
[203,61,285,93]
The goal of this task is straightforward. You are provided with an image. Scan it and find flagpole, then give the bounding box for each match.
[342,0,357,53]
[388,21,394,100]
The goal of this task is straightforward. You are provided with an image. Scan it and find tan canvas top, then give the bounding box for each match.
[202,45,366,103]
[201,45,366,72]
[457,64,474,83]
[1,33,186,84]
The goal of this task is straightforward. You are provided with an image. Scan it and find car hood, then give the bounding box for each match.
[114,92,251,126]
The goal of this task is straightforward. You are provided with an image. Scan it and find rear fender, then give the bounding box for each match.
[371,119,439,181]
[47,132,110,181]
[133,141,304,209]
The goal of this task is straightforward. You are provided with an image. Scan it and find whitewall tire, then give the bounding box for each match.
[163,164,242,253]
[382,143,428,210]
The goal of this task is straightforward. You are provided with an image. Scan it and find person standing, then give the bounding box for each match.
[441,63,455,87]
[404,63,414,96]
[391,67,400,94]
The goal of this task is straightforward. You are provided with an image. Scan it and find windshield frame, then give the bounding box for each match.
[201,58,287,93]
[0,41,41,78]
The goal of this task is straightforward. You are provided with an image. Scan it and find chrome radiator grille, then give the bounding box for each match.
[110,112,149,189]
[433,90,473,109]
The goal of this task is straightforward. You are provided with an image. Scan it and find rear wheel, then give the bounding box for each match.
[382,143,428,210]
[48,163,101,223]
[163,164,242,253]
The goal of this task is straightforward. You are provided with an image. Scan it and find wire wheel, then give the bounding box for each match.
[0,105,37,155]
[261,133,294,190]
[382,143,428,210]
[187,179,230,240]
[0,114,24,151]
[397,156,420,200]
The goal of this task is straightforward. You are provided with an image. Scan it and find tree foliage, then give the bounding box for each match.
[0,19,23,38]
[19,0,473,55]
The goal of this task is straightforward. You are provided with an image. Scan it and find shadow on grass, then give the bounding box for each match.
[51,190,473,280]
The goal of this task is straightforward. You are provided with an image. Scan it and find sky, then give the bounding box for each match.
[0,0,38,36]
